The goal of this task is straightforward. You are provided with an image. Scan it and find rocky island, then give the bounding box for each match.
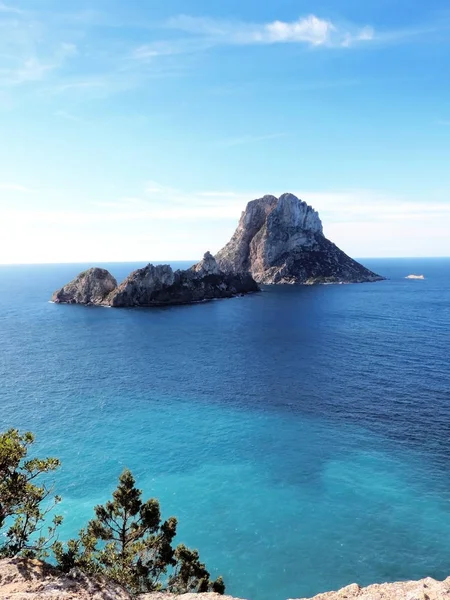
[52,252,259,307]
[52,193,384,306]
[216,193,384,284]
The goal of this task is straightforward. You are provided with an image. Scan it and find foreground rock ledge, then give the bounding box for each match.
[51,252,259,307]
[2,558,450,600]
[291,577,450,599]
[0,558,243,600]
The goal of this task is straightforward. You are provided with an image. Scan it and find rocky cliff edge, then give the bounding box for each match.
[0,558,242,600]
[2,558,450,600]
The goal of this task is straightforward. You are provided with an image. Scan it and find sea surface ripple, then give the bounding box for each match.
[1,258,450,600]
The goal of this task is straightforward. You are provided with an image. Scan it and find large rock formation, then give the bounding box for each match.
[216,193,383,284]
[52,268,118,305]
[51,253,258,308]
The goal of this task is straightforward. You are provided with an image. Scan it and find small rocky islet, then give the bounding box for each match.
[52,193,384,307]
[52,252,258,307]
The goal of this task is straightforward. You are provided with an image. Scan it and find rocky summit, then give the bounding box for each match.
[216,193,384,284]
[51,267,118,305]
[51,252,258,307]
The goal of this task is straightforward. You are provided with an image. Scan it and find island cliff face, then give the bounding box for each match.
[51,253,258,307]
[52,268,118,305]
[216,193,383,284]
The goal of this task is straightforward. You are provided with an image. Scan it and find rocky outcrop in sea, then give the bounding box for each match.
[51,267,118,305]
[51,252,259,307]
[216,193,384,284]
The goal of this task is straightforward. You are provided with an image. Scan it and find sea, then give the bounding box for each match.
[1,257,450,600]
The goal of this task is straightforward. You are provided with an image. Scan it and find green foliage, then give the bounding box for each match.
[169,544,223,594]
[0,429,224,595]
[0,429,62,558]
[54,468,225,595]
[52,527,99,574]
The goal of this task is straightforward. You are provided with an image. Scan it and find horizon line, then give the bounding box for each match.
[0,256,449,267]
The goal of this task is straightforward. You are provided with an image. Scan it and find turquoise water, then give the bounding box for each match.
[1,258,450,599]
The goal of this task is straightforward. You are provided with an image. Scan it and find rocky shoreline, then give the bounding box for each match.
[1,558,449,600]
[292,577,450,599]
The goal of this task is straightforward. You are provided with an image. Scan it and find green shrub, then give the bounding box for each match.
[53,468,225,594]
[0,430,225,595]
[0,429,62,558]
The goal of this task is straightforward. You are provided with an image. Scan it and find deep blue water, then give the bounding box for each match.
[1,258,450,600]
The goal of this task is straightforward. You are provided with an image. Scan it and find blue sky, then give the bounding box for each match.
[1,0,450,263]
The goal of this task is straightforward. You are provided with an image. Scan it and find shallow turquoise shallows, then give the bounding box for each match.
[1,258,450,600]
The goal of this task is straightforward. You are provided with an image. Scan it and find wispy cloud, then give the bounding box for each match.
[88,183,450,229]
[166,14,375,49]
[132,38,212,61]
[55,109,84,123]
[0,1,24,14]
[92,182,256,220]
[215,132,287,147]
[51,77,106,92]
[2,185,450,262]
[130,12,450,63]
[303,189,450,224]
[0,1,78,89]
[0,4,441,108]
[0,183,34,193]
[0,3,194,103]
[130,14,376,70]
[145,181,177,195]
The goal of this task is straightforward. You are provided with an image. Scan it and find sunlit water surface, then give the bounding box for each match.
[1,258,450,600]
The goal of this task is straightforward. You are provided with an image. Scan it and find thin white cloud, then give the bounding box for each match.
[132,12,450,62]
[82,185,450,227]
[4,58,54,86]
[132,38,212,61]
[215,132,287,147]
[0,183,34,192]
[145,181,177,195]
[55,109,84,123]
[50,79,107,94]
[0,1,24,14]
[302,189,450,224]
[1,186,450,262]
[372,24,445,46]
[0,5,78,89]
[263,15,336,44]
[166,14,375,48]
